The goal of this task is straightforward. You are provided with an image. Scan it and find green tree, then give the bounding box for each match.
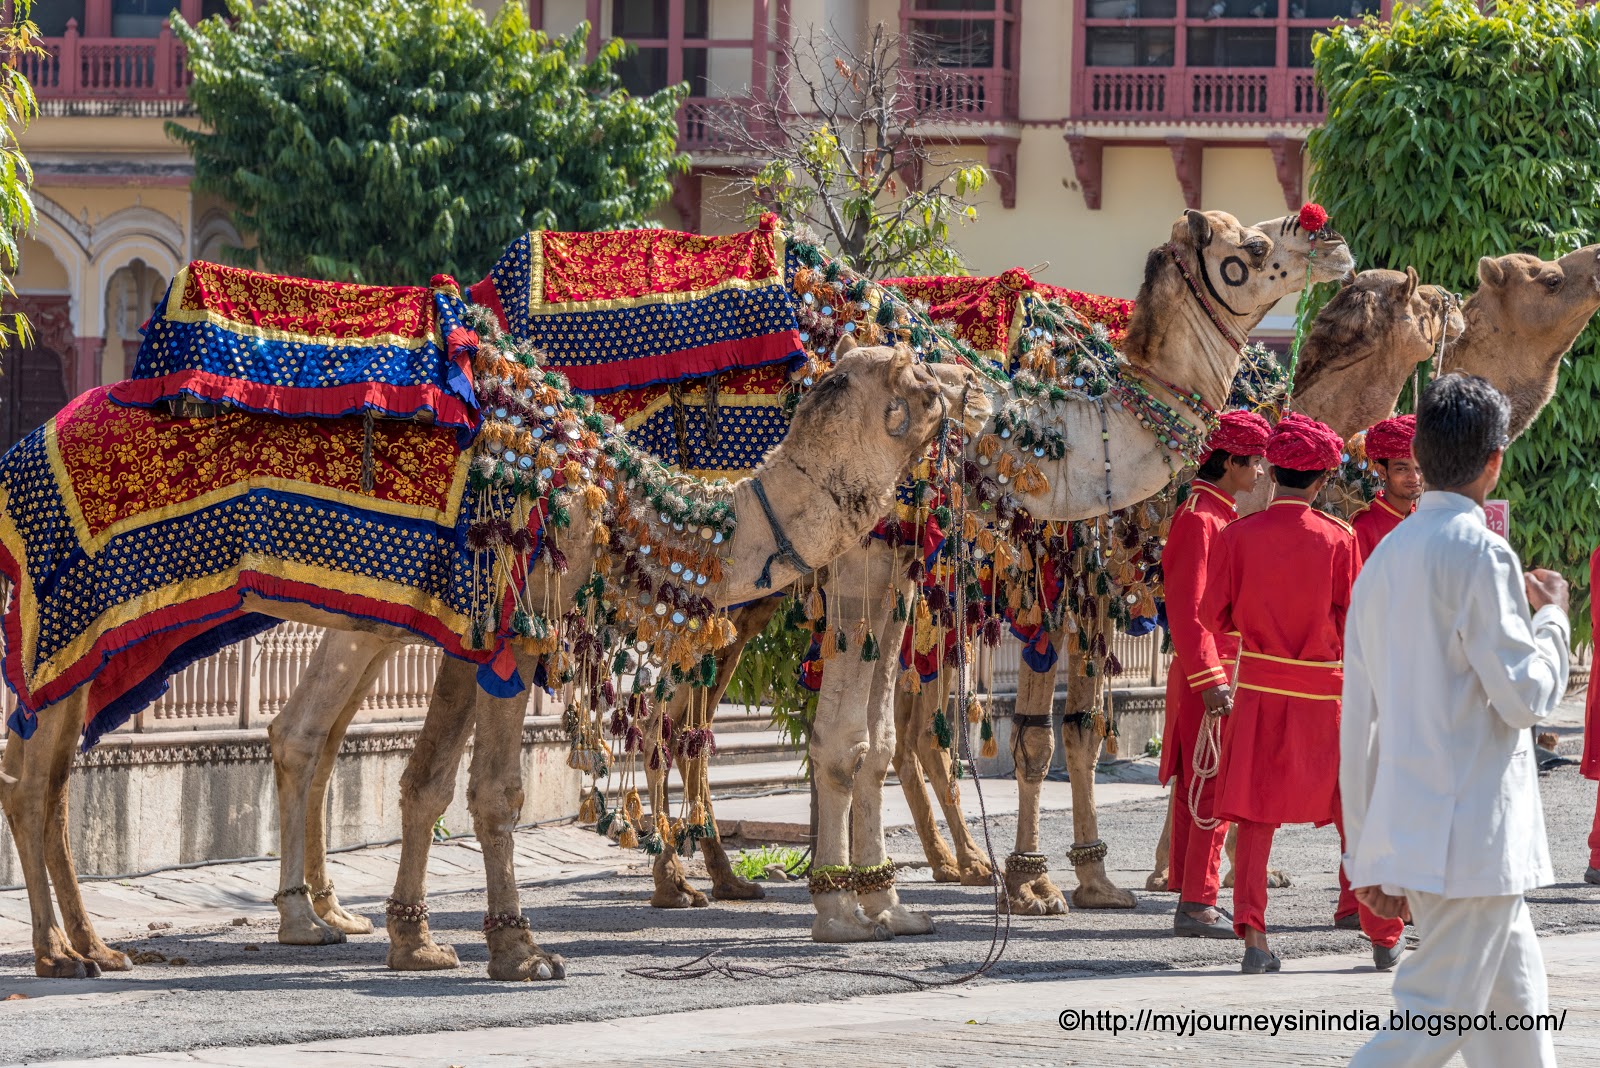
[1309,0,1600,639]
[0,0,40,348]
[170,1,688,285]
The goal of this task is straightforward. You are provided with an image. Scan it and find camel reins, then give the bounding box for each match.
[750,476,813,591]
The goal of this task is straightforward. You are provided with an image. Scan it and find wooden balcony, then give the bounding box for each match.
[904,65,1019,123]
[1076,66,1325,124]
[19,20,192,100]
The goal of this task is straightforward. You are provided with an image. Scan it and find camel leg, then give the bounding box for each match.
[385,655,479,972]
[649,600,779,908]
[892,680,961,882]
[1061,684,1135,909]
[849,556,930,936]
[1147,791,1174,892]
[305,635,399,935]
[809,545,892,943]
[469,683,565,982]
[0,698,101,978]
[1002,642,1067,916]
[42,713,131,973]
[268,631,392,946]
[646,684,706,910]
[912,668,993,886]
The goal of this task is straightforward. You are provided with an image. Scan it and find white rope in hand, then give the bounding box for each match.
[1189,709,1225,832]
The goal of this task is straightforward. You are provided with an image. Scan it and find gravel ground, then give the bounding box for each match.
[3,760,1599,1063]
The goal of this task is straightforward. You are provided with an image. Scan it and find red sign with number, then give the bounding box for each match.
[1484,499,1510,538]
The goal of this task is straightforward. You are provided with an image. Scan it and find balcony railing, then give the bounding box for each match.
[904,66,1019,123]
[1076,67,1326,124]
[678,96,754,151]
[19,20,192,101]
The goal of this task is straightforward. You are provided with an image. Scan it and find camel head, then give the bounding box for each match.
[1292,267,1466,439]
[1444,244,1600,438]
[1123,209,1357,408]
[793,335,955,474]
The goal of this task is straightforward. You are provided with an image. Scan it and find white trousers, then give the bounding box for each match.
[1349,891,1555,1068]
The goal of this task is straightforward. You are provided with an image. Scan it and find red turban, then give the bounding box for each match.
[1364,414,1416,462]
[1199,409,1272,464]
[1266,412,1344,472]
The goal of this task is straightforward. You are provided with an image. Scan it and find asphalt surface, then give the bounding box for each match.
[3,757,1599,1063]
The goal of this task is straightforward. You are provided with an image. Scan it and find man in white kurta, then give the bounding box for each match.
[1342,374,1569,1068]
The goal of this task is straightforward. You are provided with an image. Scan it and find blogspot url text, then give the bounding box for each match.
[1057,1007,1568,1039]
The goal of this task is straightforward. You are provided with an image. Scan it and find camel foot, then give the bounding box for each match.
[870,902,935,936]
[34,954,99,979]
[1072,877,1137,911]
[80,943,133,972]
[315,901,375,936]
[1222,869,1234,889]
[1004,873,1069,916]
[485,930,566,982]
[386,919,460,971]
[650,852,710,909]
[277,916,347,946]
[958,859,995,887]
[709,874,766,902]
[931,863,963,884]
[1145,871,1172,892]
[812,908,895,943]
[1267,869,1293,889]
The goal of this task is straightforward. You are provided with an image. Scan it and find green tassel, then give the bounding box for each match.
[1085,661,1097,678]
[980,717,994,742]
[552,506,571,529]
[597,810,616,835]
[836,628,847,653]
[699,653,718,688]
[640,831,664,856]
[894,592,908,622]
[860,632,880,662]
[933,709,953,750]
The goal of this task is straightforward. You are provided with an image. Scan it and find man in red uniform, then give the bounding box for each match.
[1162,410,1271,939]
[1581,546,1600,885]
[1351,414,1423,563]
[1201,412,1405,974]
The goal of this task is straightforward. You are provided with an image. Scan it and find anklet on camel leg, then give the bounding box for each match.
[1068,840,1109,865]
[311,883,336,902]
[1005,852,1050,879]
[384,898,429,925]
[482,912,530,934]
[272,883,311,906]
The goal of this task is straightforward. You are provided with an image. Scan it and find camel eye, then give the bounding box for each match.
[1545,275,1563,290]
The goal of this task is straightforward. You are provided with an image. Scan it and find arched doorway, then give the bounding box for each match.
[102,258,166,386]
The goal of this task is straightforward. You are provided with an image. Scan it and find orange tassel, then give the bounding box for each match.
[981,732,999,759]
[899,667,923,694]
[618,823,639,849]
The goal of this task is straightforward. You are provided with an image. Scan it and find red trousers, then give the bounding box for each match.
[1169,743,1228,908]
[1232,817,1403,948]
[1589,792,1600,869]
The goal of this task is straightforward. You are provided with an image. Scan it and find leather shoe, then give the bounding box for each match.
[1174,904,1239,940]
[1333,912,1361,930]
[1241,946,1281,974]
[1373,941,1404,972]
[1585,867,1600,886]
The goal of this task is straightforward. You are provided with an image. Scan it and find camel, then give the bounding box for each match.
[801,209,1357,942]
[0,333,986,980]
[894,265,1462,910]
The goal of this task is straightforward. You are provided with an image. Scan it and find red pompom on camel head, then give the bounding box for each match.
[1298,203,1330,236]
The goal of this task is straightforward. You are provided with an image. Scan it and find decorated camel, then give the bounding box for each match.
[0,242,984,980]
[892,265,1464,909]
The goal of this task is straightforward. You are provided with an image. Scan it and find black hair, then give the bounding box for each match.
[1271,465,1327,490]
[1414,374,1510,489]
[1375,457,1391,472]
[1196,449,1255,482]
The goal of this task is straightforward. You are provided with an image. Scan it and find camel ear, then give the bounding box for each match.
[1185,209,1213,250]
[1478,256,1506,288]
[890,343,913,373]
[835,334,859,356]
[1403,266,1419,299]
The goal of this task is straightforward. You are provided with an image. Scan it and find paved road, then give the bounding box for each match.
[4,753,1599,1064]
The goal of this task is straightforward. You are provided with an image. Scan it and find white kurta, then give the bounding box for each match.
[1341,490,1569,897]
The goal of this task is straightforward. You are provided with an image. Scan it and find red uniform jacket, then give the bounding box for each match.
[1581,545,1600,781]
[1201,497,1357,825]
[1159,480,1239,785]
[1350,492,1413,563]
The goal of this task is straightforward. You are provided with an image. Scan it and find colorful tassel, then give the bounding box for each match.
[933,709,953,749]
[966,694,984,725]
[618,823,639,850]
[578,791,599,824]
[899,667,923,695]
[860,631,880,662]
